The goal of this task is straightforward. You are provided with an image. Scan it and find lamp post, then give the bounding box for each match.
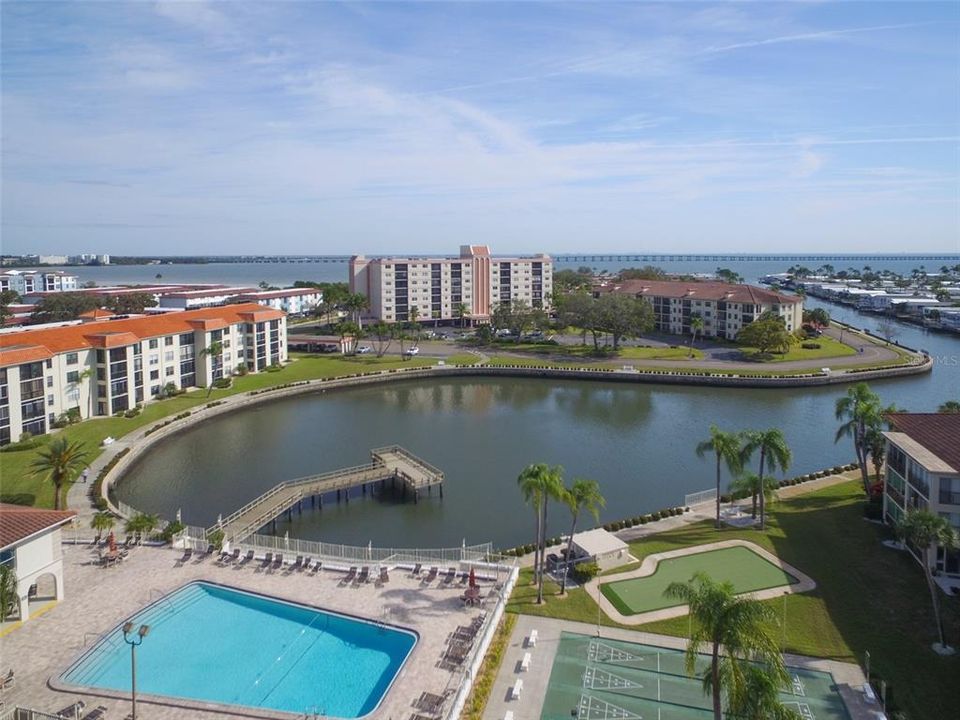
[122,621,150,720]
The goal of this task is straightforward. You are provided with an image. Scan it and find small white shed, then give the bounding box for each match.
[571,528,629,571]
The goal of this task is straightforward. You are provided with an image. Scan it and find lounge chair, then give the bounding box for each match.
[443,567,456,584]
[82,706,108,720]
[261,552,274,569]
[202,543,215,558]
[410,563,422,577]
[272,554,283,570]
[342,566,357,584]
[301,556,311,571]
[57,700,85,719]
[416,691,449,714]
[1,669,13,690]
[423,566,438,583]
[240,549,254,564]
[179,548,192,563]
[357,566,370,584]
[379,566,389,584]
[458,571,469,585]
[292,555,303,571]
[311,559,323,574]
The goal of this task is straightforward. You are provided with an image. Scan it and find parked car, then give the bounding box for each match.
[356,345,372,354]
[404,346,420,356]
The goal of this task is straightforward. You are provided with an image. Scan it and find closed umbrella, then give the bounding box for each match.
[468,567,476,588]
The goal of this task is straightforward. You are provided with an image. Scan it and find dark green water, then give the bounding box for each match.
[116,361,955,548]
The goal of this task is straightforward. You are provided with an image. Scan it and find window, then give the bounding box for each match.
[66,352,78,364]
[47,395,54,406]
[66,371,79,384]
[149,355,159,366]
[149,339,159,349]
[45,359,52,369]
[46,376,53,388]
[165,336,174,346]
[165,367,175,377]
[150,370,159,381]
[164,351,174,363]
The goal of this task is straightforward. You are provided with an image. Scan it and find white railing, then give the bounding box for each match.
[684,488,717,507]
[235,532,494,565]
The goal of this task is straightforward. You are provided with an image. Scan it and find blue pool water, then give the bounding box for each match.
[60,582,417,717]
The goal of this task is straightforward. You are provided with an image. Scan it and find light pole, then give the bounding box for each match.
[123,621,150,720]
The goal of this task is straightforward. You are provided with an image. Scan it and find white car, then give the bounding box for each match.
[356,346,372,354]
[404,346,420,356]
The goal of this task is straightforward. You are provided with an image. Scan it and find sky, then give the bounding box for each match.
[2,1,959,256]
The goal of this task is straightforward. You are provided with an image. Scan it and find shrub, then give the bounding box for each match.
[123,407,140,418]
[801,342,822,349]
[265,363,283,373]
[572,562,600,583]
[639,516,648,524]
[235,363,249,376]
[161,520,185,544]
[0,433,47,453]
[212,377,232,389]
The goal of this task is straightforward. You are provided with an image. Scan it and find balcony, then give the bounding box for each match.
[939,490,960,506]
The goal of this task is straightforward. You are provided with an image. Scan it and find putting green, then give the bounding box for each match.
[600,546,798,615]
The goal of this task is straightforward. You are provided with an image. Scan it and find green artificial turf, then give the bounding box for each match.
[600,545,798,615]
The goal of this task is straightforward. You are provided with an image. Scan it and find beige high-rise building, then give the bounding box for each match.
[349,245,552,324]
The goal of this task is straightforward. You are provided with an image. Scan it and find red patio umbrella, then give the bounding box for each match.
[107,532,116,552]
[468,567,476,588]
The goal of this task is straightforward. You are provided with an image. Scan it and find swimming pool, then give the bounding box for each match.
[59,582,417,717]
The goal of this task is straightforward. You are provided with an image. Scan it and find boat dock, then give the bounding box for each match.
[212,446,444,542]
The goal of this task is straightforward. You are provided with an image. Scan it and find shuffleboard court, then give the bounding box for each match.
[600,546,798,615]
[541,632,851,720]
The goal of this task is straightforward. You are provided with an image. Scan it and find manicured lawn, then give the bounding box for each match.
[481,341,704,361]
[445,353,483,365]
[0,354,433,508]
[600,546,797,615]
[739,335,857,362]
[506,481,960,719]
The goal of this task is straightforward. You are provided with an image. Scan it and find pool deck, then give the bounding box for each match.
[586,539,816,625]
[483,615,878,720]
[0,543,503,720]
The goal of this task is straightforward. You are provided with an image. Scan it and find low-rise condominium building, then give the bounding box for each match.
[1,270,79,295]
[883,413,960,577]
[349,245,552,324]
[594,279,803,340]
[0,304,286,445]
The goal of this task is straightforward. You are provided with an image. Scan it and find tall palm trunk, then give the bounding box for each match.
[711,643,722,720]
[855,420,870,493]
[532,504,542,595]
[537,500,549,604]
[757,449,767,529]
[561,510,580,594]
[714,454,722,530]
[924,547,947,647]
[53,476,63,511]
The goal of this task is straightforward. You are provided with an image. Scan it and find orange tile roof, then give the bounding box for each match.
[79,309,115,319]
[0,503,76,550]
[0,304,285,367]
[0,345,54,366]
[597,279,801,305]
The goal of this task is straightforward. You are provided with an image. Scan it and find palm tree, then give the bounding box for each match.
[938,400,960,414]
[125,513,161,544]
[560,478,605,594]
[90,512,115,542]
[665,572,787,720]
[408,305,421,347]
[864,426,886,483]
[689,314,704,356]
[835,383,882,493]
[730,472,778,519]
[896,510,959,652]
[200,340,224,395]
[696,426,743,530]
[344,293,369,329]
[30,437,88,510]
[517,463,563,604]
[741,429,791,530]
[455,302,469,329]
[69,367,94,419]
[727,664,802,719]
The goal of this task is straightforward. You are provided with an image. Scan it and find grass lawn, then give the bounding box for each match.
[739,335,857,362]
[481,341,704,361]
[445,353,483,365]
[506,481,960,719]
[600,546,797,615]
[0,353,433,508]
